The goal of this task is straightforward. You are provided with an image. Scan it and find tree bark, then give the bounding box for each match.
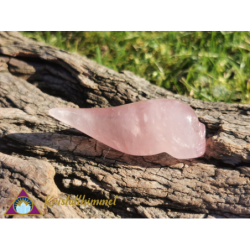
[0,31,250,218]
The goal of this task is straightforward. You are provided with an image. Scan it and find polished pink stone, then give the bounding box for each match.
[49,99,206,159]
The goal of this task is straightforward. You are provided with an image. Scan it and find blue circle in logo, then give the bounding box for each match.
[13,197,33,214]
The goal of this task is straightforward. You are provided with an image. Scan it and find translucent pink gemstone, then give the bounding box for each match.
[49,99,206,159]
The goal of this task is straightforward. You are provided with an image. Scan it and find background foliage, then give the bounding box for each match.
[22,31,250,103]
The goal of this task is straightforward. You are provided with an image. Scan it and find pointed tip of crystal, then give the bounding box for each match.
[49,108,58,118]
[49,108,74,125]
[49,108,63,122]
[49,107,70,117]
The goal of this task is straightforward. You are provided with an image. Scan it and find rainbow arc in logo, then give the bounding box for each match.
[4,188,42,216]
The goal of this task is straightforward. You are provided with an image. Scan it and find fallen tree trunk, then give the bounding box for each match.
[0,31,250,218]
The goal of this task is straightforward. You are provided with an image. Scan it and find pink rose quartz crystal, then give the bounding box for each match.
[49,99,206,159]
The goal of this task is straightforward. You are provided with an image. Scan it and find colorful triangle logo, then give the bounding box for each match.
[4,188,42,216]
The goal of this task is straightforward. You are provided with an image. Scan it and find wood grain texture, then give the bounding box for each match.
[0,31,250,218]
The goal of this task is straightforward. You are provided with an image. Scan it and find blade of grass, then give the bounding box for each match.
[96,46,102,65]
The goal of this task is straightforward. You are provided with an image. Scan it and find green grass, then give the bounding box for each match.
[22,31,250,103]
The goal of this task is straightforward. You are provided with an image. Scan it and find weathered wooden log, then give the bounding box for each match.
[0,31,249,218]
